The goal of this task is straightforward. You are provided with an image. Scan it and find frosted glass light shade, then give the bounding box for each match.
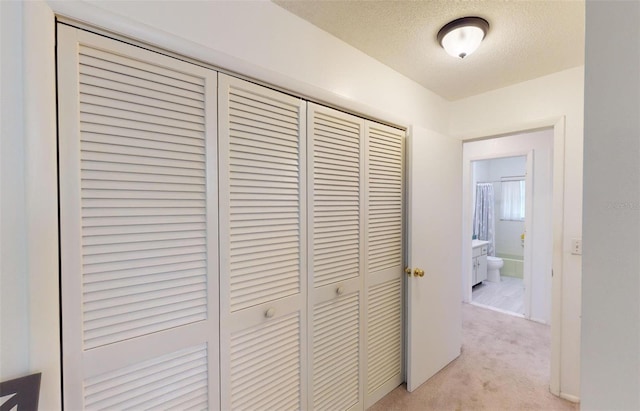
[437,17,489,59]
[441,26,485,58]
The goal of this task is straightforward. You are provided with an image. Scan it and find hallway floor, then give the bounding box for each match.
[472,276,524,315]
[368,303,578,411]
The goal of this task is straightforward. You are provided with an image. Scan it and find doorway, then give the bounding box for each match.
[470,155,529,317]
[463,128,553,323]
[462,126,561,392]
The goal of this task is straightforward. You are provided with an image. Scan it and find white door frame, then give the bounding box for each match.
[460,117,565,397]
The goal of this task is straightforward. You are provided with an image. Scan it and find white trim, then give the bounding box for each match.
[549,117,566,398]
[524,150,534,320]
[470,301,526,319]
[559,392,580,404]
[454,117,564,141]
[23,1,61,409]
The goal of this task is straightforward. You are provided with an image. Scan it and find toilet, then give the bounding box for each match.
[486,256,504,282]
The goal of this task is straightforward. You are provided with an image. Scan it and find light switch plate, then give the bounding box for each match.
[571,238,582,255]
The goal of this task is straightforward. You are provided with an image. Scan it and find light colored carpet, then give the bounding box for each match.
[368,303,579,411]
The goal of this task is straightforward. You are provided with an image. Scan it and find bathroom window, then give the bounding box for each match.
[500,180,525,221]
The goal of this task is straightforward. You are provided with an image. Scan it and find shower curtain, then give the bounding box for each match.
[473,183,495,256]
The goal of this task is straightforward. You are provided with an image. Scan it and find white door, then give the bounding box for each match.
[405,126,462,391]
[58,25,219,409]
[307,103,365,411]
[218,74,307,410]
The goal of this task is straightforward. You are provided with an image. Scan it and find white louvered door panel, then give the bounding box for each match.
[307,104,365,411]
[218,74,307,410]
[364,121,405,408]
[58,25,219,410]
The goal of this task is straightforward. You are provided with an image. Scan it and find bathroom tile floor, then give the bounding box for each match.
[472,276,524,316]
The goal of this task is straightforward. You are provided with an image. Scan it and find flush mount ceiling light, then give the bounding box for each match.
[437,16,489,59]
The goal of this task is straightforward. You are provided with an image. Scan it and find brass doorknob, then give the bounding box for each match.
[405,267,412,276]
[414,268,425,277]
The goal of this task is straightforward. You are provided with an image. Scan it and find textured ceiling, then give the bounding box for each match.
[273,0,585,101]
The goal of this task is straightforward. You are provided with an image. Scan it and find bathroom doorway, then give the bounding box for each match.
[462,128,554,325]
[470,155,529,317]
[461,121,565,398]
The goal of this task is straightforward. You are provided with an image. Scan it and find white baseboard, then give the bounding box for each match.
[529,316,549,325]
[559,392,580,403]
[470,301,525,319]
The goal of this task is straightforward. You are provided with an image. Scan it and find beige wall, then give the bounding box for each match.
[581,2,640,409]
[0,0,29,380]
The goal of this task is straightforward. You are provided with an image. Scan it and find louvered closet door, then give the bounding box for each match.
[218,74,307,411]
[307,103,365,411]
[364,121,405,408]
[57,25,219,409]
